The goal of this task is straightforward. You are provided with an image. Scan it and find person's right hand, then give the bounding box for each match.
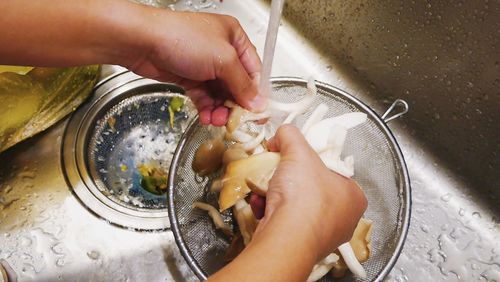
[210,125,367,281]
[251,125,368,261]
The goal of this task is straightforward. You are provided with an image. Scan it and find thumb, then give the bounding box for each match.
[215,47,267,112]
[267,125,316,160]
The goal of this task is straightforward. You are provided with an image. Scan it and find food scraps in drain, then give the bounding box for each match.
[168,96,185,128]
[137,164,168,195]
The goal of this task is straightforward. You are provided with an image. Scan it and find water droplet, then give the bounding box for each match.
[4,185,12,194]
[51,243,65,255]
[420,225,429,233]
[56,258,65,267]
[481,267,500,281]
[472,211,481,219]
[20,236,33,247]
[87,250,100,260]
[441,193,452,202]
[459,208,465,216]
[18,171,36,179]
[325,65,332,72]
[22,263,36,273]
[21,253,33,260]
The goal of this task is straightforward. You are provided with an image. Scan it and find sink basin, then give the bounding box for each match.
[0,0,498,281]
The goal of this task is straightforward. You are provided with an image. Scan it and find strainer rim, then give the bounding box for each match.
[168,76,411,281]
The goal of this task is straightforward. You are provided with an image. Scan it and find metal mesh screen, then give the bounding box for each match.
[169,78,410,281]
[87,92,195,211]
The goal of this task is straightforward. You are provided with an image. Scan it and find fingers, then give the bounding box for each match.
[215,46,266,112]
[229,20,262,82]
[142,70,219,125]
[183,84,228,125]
[267,125,316,159]
[183,85,211,124]
[135,13,266,125]
[249,193,266,219]
[198,107,213,125]
[352,181,368,213]
[211,106,229,126]
[196,104,229,126]
[228,18,265,112]
[240,48,261,85]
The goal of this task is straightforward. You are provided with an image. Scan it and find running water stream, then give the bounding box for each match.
[259,0,286,97]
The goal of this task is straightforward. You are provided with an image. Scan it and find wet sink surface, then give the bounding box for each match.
[1,0,499,281]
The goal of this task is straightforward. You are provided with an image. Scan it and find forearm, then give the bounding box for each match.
[0,0,152,67]
[209,209,319,282]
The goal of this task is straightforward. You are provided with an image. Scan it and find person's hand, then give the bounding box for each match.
[0,0,263,126]
[251,125,367,261]
[124,8,265,126]
[210,125,367,281]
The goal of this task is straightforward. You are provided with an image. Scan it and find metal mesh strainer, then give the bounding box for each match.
[87,92,196,211]
[168,77,411,281]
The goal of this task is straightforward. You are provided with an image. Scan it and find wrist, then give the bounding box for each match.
[253,207,321,263]
[215,211,318,282]
[93,0,164,68]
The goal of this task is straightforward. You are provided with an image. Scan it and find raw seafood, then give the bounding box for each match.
[193,78,372,280]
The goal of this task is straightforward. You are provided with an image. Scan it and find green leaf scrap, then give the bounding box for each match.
[168,96,185,128]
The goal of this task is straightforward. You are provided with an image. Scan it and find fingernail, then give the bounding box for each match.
[249,94,267,111]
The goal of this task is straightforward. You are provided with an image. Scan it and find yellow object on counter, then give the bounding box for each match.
[0,65,33,75]
[0,65,100,153]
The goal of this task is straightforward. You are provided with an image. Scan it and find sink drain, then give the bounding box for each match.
[62,72,196,230]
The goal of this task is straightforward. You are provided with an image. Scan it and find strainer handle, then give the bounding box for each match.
[382,99,409,123]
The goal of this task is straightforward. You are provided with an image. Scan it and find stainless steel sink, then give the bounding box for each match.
[0,0,498,281]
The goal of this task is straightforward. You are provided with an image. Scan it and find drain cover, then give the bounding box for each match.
[62,73,196,230]
[88,93,185,211]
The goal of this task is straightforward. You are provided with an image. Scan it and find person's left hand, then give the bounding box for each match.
[0,0,264,127]
[124,8,265,125]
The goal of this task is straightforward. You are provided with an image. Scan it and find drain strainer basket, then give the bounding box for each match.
[63,76,196,230]
[168,77,411,281]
